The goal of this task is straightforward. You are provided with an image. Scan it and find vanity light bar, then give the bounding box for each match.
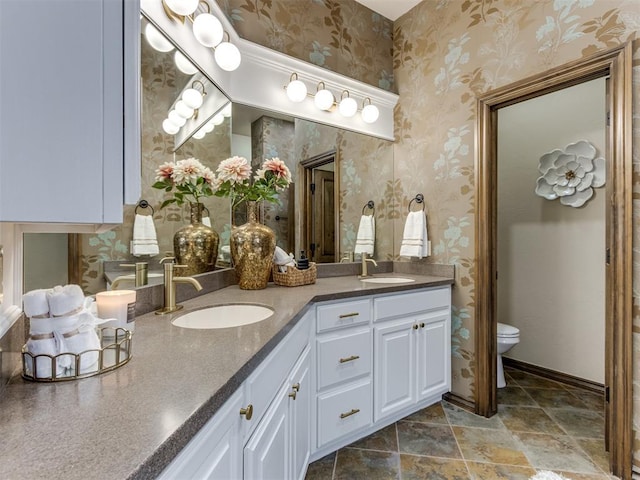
[285,73,380,124]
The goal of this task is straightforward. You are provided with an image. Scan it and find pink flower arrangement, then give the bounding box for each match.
[215,156,292,208]
[153,157,218,208]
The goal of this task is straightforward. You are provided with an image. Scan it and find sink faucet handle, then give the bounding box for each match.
[173,264,188,269]
[159,256,176,264]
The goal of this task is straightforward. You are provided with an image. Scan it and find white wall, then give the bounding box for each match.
[497,77,606,384]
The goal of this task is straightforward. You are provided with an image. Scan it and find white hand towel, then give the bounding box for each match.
[202,216,212,228]
[24,337,64,379]
[354,215,375,256]
[273,246,296,273]
[131,214,159,256]
[399,211,430,259]
[47,285,85,317]
[23,288,51,319]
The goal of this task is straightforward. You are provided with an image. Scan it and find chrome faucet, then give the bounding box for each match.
[155,257,203,315]
[359,252,378,278]
[111,262,149,289]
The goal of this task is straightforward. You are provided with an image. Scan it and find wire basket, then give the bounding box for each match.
[21,327,132,382]
[272,262,317,287]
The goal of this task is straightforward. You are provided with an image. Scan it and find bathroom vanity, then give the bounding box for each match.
[0,273,452,479]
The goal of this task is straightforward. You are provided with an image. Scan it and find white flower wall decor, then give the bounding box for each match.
[534,140,605,208]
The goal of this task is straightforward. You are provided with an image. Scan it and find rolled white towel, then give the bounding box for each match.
[354,215,375,256]
[273,246,296,273]
[62,324,101,374]
[47,284,85,317]
[24,337,64,379]
[23,289,51,319]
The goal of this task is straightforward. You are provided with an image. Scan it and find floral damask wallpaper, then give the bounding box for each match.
[220,0,395,91]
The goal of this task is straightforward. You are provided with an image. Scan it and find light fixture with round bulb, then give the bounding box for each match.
[313,82,334,111]
[193,128,207,139]
[168,110,187,127]
[174,51,198,75]
[212,113,225,125]
[164,0,199,16]
[338,90,357,117]
[144,23,174,52]
[174,100,194,119]
[203,122,215,133]
[361,98,379,124]
[221,103,232,117]
[181,81,206,109]
[214,38,241,71]
[162,119,180,135]
[192,12,223,47]
[286,73,307,103]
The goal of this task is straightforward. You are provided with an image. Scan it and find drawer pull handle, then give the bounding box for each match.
[338,312,359,319]
[239,404,254,420]
[412,324,419,330]
[340,408,360,419]
[339,355,360,364]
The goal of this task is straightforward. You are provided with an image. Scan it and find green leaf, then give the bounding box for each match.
[160,198,176,209]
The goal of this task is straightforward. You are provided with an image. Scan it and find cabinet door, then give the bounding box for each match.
[374,318,416,421]
[244,382,290,480]
[416,310,451,400]
[290,347,311,480]
[0,0,134,223]
[158,389,244,480]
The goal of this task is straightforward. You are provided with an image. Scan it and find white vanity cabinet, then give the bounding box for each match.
[373,288,451,421]
[0,0,140,224]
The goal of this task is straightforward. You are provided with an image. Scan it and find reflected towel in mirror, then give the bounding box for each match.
[354,215,375,256]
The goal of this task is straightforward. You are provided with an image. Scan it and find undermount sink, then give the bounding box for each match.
[171,304,274,329]
[360,277,416,284]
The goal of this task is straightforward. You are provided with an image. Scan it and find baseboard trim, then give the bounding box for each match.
[442,392,475,412]
[503,357,605,394]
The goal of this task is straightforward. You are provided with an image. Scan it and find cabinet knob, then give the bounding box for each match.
[292,382,300,392]
[288,390,297,400]
[239,404,254,420]
[420,322,425,328]
[412,324,419,330]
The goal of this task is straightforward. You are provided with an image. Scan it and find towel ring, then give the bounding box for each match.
[362,200,375,216]
[135,199,155,216]
[203,206,210,217]
[408,194,425,212]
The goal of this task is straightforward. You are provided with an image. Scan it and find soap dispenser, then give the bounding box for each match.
[297,251,309,270]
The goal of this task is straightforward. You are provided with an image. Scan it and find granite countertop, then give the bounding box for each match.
[0,272,453,480]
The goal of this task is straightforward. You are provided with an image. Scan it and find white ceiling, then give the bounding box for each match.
[354,0,423,21]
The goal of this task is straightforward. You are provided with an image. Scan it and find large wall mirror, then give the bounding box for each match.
[21,10,395,296]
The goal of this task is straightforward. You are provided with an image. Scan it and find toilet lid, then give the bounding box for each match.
[497,322,519,337]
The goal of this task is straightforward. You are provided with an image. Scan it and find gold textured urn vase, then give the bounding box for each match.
[174,202,219,276]
[230,201,276,290]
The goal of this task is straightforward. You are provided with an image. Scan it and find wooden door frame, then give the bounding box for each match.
[474,43,633,478]
[301,149,339,262]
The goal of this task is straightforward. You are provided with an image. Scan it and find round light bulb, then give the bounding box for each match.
[174,100,194,119]
[144,23,174,53]
[182,88,203,109]
[174,51,198,75]
[192,13,224,47]
[339,96,357,117]
[212,113,225,125]
[193,129,206,139]
[214,42,241,71]
[361,103,379,124]
[164,0,199,16]
[286,79,307,103]
[314,89,334,111]
[203,122,215,133]
[221,103,232,117]
[168,110,186,127]
[162,119,180,135]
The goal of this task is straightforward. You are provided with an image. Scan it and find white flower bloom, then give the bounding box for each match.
[172,157,205,186]
[535,140,605,207]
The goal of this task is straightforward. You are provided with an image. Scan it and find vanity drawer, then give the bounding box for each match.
[374,287,450,321]
[317,379,372,448]
[317,299,371,333]
[317,328,371,391]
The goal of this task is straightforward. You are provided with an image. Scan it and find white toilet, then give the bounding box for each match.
[497,322,520,388]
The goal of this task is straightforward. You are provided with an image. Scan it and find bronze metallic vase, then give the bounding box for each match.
[230,201,276,290]
[174,202,219,276]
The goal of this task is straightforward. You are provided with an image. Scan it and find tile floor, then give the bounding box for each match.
[305,367,616,479]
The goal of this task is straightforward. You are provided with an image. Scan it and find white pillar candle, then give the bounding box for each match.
[96,290,136,332]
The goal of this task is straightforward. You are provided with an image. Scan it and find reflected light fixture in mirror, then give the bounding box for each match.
[164,0,199,16]
[144,23,174,52]
[174,50,198,74]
